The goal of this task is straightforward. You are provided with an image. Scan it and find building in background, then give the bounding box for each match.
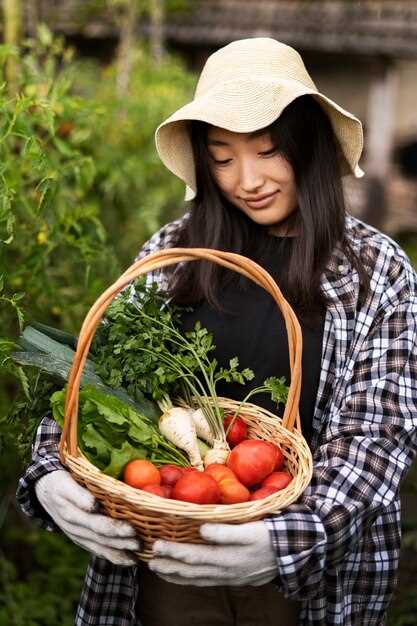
[16,0,417,235]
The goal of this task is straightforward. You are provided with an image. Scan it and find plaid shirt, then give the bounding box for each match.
[16,214,417,626]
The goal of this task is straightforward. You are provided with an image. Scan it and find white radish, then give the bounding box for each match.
[204,438,230,467]
[189,408,214,445]
[159,407,204,470]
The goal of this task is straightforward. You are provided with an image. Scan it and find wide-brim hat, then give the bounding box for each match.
[155,38,364,201]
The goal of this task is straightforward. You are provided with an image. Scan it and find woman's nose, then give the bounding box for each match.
[238,160,265,193]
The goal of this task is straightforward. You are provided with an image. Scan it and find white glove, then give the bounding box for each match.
[35,469,140,566]
[149,521,278,586]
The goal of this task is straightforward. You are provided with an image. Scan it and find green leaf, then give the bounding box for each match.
[242,368,255,381]
[36,174,58,213]
[82,423,112,468]
[102,441,147,478]
[52,135,76,157]
[49,384,188,472]
[229,357,239,369]
[263,376,289,405]
[50,389,66,427]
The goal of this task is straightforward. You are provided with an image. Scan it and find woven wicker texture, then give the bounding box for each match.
[59,248,313,560]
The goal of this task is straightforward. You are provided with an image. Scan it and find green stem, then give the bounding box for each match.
[157,393,173,413]
[230,385,282,420]
[136,343,220,433]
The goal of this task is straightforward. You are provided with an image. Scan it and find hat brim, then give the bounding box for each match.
[155,78,364,201]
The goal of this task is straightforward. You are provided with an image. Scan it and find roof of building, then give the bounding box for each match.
[29,1,417,57]
[159,0,417,57]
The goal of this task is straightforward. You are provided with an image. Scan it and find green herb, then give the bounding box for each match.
[93,279,255,440]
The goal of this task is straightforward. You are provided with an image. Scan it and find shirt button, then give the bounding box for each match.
[338,264,345,273]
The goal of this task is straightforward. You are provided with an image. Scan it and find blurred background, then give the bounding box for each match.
[1,1,416,624]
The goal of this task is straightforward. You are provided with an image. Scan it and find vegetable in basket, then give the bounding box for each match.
[11,311,288,477]
[120,457,292,505]
[11,322,161,422]
[92,279,289,468]
[10,321,210,471]
[50,385,191,477]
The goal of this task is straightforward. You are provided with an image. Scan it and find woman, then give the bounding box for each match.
[16,38,417,626]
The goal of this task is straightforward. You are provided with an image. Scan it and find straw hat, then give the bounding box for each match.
[155,37,364,201]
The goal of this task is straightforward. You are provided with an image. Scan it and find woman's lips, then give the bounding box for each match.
[244,191,279,209]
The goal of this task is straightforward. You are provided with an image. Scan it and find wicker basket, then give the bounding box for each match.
[59,248,313,560]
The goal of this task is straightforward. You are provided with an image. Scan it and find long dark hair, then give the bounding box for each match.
[168,95,369,323]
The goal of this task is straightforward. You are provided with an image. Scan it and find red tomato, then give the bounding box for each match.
[249,486,278,501]
[217,478,250,504]
[204,463,237,483]
[182,467,199,473]
[264,442,285,470]
[205,464,249,504]
[226,439,277,487]
[262,471,292,491]
[141,483,166,497]
[123,460,160,489]
[159,465,184,486]
[172,472,221,504]
[224,415,248,447]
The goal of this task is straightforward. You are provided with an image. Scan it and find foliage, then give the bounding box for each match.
[0,25,193,414]
[81,45,194,269]
[0,26,194,625]
[0,513,89,626]
[0,34,112,332]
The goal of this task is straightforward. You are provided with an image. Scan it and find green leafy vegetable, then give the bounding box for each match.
[51,385,190,477]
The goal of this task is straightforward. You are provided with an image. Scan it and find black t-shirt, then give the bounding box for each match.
[178,237,325,446]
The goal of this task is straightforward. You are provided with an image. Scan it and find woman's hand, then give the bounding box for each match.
[149,521,278,586]
[35,469,140,566]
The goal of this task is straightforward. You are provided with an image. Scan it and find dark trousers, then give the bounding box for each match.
[137,565,301,626]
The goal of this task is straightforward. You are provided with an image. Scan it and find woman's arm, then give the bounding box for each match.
[264,294,417,599]
[16,415,65,530]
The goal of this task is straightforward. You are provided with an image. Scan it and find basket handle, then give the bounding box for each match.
[59,248,303,462]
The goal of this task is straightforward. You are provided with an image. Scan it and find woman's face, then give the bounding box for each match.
[206,125,298,234]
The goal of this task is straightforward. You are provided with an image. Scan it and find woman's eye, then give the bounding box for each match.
[260,147,278,156]
[210,146,278,165]
[213,158,232,166]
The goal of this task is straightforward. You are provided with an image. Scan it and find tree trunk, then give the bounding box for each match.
[116,0,139,99]
[2,0,22,93]
[149,0,165,65]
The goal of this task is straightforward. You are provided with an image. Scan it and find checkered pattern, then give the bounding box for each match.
[16,215,417,625]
